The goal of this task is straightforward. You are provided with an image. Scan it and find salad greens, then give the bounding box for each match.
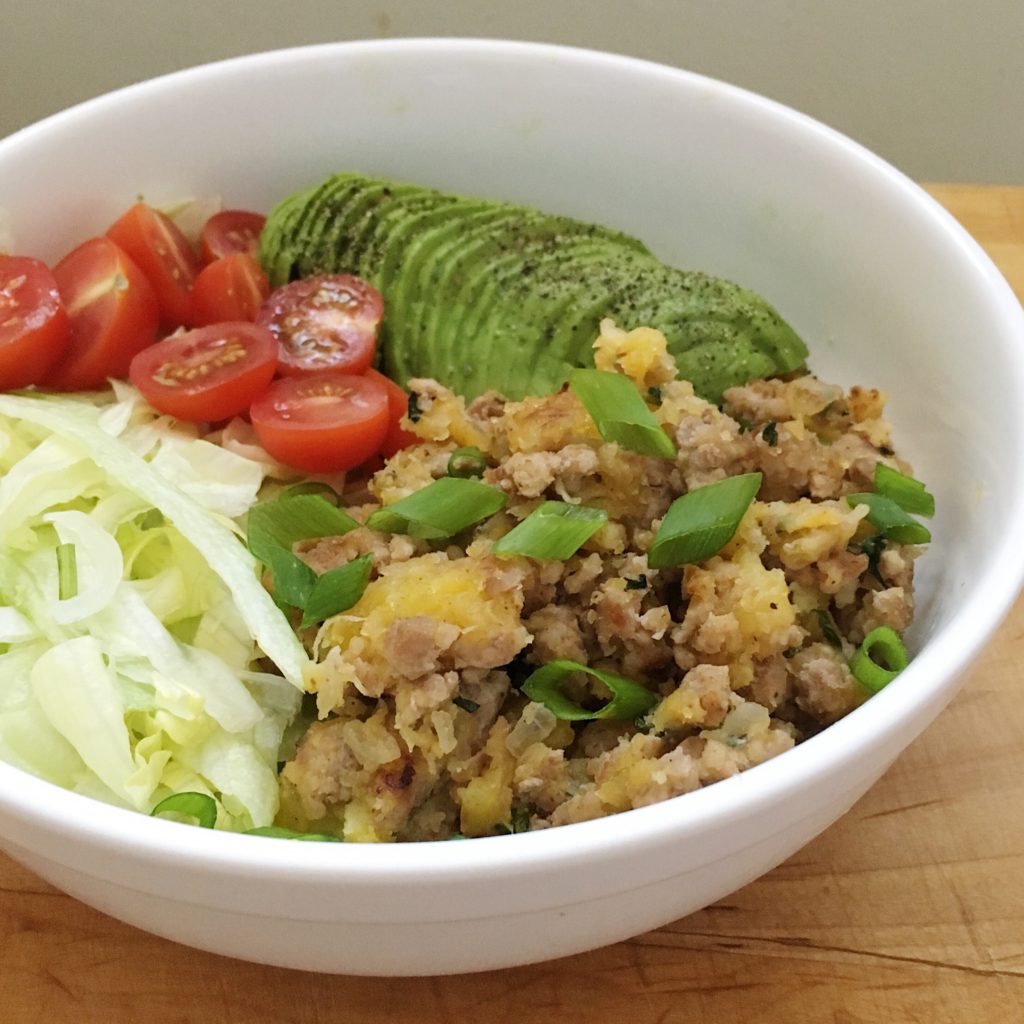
[0,385,308,829]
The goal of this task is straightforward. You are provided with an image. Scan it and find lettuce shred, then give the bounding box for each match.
[0,386,309,830]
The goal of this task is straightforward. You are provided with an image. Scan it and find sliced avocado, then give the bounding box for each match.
[260,173,808,401]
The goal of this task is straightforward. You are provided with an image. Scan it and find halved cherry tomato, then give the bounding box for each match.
[256,274,383,377]
[48,238,159,391]
[199,209,266,264]
[366,368,420,457]
[107,202,201,328]
[0,256,70,389]
[129,322,278,422]
[249,372,390,472]
[191,253,270,326]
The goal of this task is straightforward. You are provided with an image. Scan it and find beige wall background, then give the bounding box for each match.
[2,0,1021,183]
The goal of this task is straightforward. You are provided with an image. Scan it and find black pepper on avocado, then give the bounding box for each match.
[258,172,808,403]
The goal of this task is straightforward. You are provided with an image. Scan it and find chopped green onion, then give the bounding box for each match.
[816,609,843,649]
[56,542,78,600]
[453,695,480,713]
[407,393,422,422]
[761,421,778,446]
[874,463,935,517]
[647,386,662,404]
[736,417,753,434]
[491,501,608,560]
[300,554,373,629]
[151,791,217,829]
[247,494,360,610]
[647,472,762,569]
[569,369,677,458]
[244,826,342,842]
[447,446,487,479]
[846,493,931,544]
[521,659,658,721]
[624,574,648,591]
[366,477,507,539]
[247,494,358,559]
[281,481,340,504]
[850,626,909,693]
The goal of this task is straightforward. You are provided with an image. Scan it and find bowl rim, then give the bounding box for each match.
[2,36,1023,888]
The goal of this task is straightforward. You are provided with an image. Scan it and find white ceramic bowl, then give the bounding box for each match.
[1,39,1022,976]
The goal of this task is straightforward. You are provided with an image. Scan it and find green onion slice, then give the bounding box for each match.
[244,826,342,842]
[247,493,360,609]
[366,477,507,539]
[151,791,218,829]
[491,501,608,560]
[846,492,931,544]
[521,659,658,721]
[874,464,935,517]
[569,369,677,459]
[452,695,480,713]
[850,626,909,693]
[56,542,78,601]
[647,472,762,569]
[447,446,487,479]
[280,481,341,504]
[300,554,373,628]
[247,494,358,559]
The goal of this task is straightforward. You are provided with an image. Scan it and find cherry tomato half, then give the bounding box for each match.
[256,274,383,377]
[129,322,278,422]
[107,202,201,328]
[366,368,420,457]
[0,256,70,389]
[191,253,270,326]
[48,238,159,391]
[199,209,266,264]
[249,372,390,473]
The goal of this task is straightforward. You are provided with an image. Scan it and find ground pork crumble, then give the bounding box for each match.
[276,319,922,842]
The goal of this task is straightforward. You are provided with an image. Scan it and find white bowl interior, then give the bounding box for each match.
[0,40,1022,971]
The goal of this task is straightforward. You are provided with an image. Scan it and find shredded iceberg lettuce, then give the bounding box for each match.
[0,387,308,829]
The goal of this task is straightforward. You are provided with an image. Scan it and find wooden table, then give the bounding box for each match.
[2,184,1023,1024]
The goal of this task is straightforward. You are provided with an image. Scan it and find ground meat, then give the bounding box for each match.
[526,605,588,663]
[382,616,460,678]
[848,586,914,643]
[486,444,600,498]
[789,643,867,723]
[278,329,925,842]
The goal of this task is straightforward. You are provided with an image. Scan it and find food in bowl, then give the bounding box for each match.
[0,172,933,844]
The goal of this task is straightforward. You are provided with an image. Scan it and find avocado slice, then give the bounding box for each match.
[260,173,808,402]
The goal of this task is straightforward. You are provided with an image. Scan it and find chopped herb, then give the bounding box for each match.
[856,533,888,584]
[452,695,480,713]
[816,609,843,649]
[761,421,779,446]
[736,417,753,434]
[647,386,662,404]
[624,574,648,591]
[407,393,422,423]
[633,712,653,734]
[511,806,531,833]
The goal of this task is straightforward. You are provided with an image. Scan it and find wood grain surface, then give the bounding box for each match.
[2,184,1022,1024]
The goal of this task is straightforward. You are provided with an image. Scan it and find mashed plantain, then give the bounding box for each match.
[277,320,923,842]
